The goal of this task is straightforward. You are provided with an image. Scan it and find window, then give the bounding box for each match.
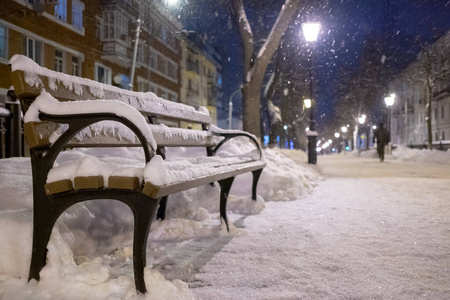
[54,50,63,72]
[150,51,156,68]
[71,56,80,76]
[72,0,84,30]
[137,78,151,92]
[157,55,166,74]
[54,0,67,22]
[23,37,41,65]
[0,26,7,59]
[167,61,177,80]
[102,10,129,44]
[442,105,445,119]
[95,63,111,84]
[442,131,445,140]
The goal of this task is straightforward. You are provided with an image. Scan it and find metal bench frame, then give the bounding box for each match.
[9,56,265,294]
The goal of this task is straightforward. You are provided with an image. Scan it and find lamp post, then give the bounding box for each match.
[302,22,321,164]
[358,114,366,152]
[384,93,395,155]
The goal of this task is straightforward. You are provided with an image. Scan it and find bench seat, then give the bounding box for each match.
[45,154,265,198]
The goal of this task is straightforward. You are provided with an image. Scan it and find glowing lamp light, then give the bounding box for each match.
[341,126,348,133]
[302,22,321,42]
[166,0,179,6]
[384,93,395,107]
[304,98,312,108]
[335,132,340,138]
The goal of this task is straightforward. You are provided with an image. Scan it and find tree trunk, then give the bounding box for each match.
[242,76,265,136]
[426,82,433,150]
[229,0,302,139]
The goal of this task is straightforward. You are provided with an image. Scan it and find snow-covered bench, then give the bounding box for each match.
[8,54,266,294]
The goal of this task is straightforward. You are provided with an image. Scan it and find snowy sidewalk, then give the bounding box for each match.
[189,155,450,299]
[1,150,449,299]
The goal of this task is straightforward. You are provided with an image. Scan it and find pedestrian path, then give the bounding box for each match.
[190,155,450,299]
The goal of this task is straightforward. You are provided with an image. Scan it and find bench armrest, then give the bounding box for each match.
[209,124,262,159]
[25,91,157,165]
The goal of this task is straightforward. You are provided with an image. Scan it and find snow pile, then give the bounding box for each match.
[259,148,320,201]
[344,145,450,165]
[392,144,450,165]
[0,144,319,299]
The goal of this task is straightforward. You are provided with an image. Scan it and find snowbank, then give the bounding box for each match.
[0,143,319,300]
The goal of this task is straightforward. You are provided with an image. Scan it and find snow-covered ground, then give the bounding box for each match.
[0,145,449,299]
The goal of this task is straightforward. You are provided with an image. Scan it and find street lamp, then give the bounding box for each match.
[303,98,312,109]
[384,93,395,130]
[302,22,321,164]
[384,93,395,154]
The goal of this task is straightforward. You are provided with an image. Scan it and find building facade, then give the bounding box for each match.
[179,32,222,128]
[389,30,450,148]
[0,0,183,109]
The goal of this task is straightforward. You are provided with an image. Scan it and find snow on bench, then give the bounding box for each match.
[8,54,265,294]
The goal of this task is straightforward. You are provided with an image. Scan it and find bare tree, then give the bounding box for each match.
[229,0,302,139]
[414,40,450,149]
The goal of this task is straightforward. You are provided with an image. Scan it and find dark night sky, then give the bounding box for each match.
[175,0,450,131]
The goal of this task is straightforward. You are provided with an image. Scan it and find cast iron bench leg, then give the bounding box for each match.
[156,196,168,220]
[132,195,160,294]
[28,206,59,282]
[251,169,263,201]
[218,177,235,232]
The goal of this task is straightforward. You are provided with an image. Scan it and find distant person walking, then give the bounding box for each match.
[373,123,390,162]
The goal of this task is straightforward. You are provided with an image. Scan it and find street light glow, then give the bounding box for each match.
[335,132,340,138]
[384,94,395,107]
[166,0,179,6]
[341,126,348,133]
[304,98,312,108]
[302,22,321,42]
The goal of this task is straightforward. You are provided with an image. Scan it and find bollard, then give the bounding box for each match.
[0,109,10,158]
[5,102,22,157]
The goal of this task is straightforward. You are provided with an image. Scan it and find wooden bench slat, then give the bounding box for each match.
[143,161,266,198]
[11,69,211,125]
[23,121,218,149]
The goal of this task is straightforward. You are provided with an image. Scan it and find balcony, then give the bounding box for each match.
[101,41,131,68]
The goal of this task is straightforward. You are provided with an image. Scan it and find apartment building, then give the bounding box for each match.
[389,30,450,147]
[180,32,222,128]
[0,0,182,107]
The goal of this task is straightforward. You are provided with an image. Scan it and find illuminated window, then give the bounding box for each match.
[0,26,7,59]
[54,0,67,22]
[72,0,84,30]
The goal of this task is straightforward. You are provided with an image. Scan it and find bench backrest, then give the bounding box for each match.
[9,55,216,149]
